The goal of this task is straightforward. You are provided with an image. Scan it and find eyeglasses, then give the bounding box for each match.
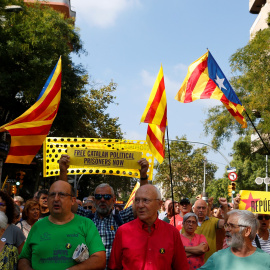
[83,205,92,210]
[224,223,248,230]
[258,215,270,220]
[134,198,160,205]
[48,192,73,199]
[94,194,112,200]
[0,203,6,207]
[185,220,197,225]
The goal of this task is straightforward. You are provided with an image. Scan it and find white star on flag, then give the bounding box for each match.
[215,74,227,90]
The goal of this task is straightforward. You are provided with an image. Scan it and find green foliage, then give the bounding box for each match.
[0,1,123,139]
[204,24,270,149]
[206,178,230,204]
[206,134,267,204]
[154,136,217,201]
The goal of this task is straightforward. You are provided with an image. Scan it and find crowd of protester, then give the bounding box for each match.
[0,155,269,269]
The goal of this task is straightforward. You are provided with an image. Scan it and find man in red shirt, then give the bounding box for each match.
[108,184,189,270]
[170,198,192,232]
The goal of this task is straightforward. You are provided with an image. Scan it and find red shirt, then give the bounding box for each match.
[170,215,183,232]
[108,217,189,270]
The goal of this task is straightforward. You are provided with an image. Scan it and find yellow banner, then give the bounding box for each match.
[43,137,154,179]
[67,148,141,169]
[239,190,270,214]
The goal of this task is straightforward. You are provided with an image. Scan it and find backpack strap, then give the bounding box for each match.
[255,234,261,249]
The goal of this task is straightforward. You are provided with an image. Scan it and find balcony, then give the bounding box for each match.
[24,0,76,19]
[249,0,266,14]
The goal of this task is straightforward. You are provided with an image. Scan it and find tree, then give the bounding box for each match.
[204,24,270,149]
[206,134,267,204]
[0,2,125,197]
[154,136,217,201]
[0,1,122,139]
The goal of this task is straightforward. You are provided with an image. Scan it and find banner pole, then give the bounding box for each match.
[166,127,176,226]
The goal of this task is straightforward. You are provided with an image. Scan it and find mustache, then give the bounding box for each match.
[225,232,231,237]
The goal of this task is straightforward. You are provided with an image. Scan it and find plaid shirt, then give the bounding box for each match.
[76,206,134,268]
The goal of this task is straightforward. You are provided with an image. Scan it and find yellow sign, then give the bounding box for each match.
[239,190,270,214]
[67,148,141,169]
[43,137,154,179]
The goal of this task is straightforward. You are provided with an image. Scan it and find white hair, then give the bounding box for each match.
[227,210,259,241]
[94,183,115,196]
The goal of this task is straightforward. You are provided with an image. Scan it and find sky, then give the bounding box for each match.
[70,0,256,179]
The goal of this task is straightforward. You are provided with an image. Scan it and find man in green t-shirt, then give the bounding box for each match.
[198,210,270,270]
[18,180,106,270]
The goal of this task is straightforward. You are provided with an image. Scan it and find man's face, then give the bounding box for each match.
[180,203,192,214]
[48,181,75,218]
[39,194,48,208]
[94,186,115,217]
[194,200,207,219]
[225,215,245,249]
[135,186,161,225]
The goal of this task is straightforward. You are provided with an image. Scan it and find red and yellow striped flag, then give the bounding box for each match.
[124,182,140,209]
[0,57,62,164]
[140,65,167,164]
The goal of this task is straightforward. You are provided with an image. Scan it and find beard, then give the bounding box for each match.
[95,202,113,216]
[225,231,245,249]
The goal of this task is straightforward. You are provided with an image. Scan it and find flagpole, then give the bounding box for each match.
[166,127,176,226]
[244,111,270,155]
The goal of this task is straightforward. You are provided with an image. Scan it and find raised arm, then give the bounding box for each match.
[138,158,149,186]
[59,154,70,181]
[217,197,228,228]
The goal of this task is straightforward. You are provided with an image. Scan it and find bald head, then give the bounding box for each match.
[135,184,162,226]
[48,180,76,222]
[136,184,161,199]
[193,199,207,222]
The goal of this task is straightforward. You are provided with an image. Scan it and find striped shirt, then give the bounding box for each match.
[252,229,270,255]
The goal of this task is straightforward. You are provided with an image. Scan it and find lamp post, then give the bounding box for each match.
[202,158,208,202]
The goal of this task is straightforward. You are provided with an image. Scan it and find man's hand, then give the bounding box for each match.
[233,194,241,209]
[208,197,214,208]
[59,154,70,171]
[59,154,70,181]
[218,197,228,208]
[138,158,149,179]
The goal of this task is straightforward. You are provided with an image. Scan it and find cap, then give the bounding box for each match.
[180,198,190,205]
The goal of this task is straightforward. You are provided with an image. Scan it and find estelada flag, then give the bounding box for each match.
[0,57,62,164]
[124,182,140,209]
[175,51,247,128]
[140,65,167,164]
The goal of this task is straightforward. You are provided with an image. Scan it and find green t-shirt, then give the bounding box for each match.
[19,214,105,270]
[199,247,270,270]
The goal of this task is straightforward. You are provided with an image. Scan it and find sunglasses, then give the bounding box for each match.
[258,215,270,220]
[83,205,92,210]
[94,194,112,200]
